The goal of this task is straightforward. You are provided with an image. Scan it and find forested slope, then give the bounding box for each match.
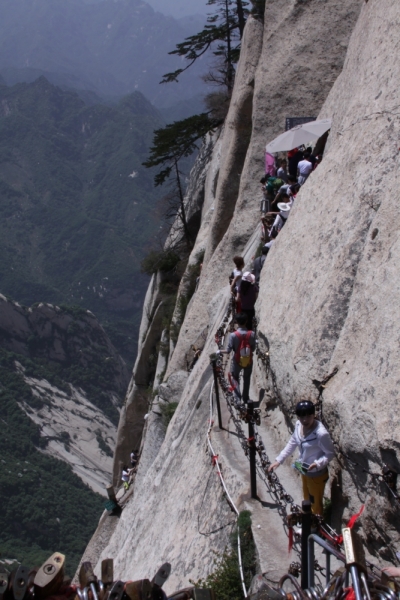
[0,77,164,363]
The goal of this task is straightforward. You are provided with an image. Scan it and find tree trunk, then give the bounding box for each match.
[225,0,234,92]
[236,0,245,38]
[174,159,192,248]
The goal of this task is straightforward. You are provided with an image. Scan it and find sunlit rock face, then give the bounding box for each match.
[81,0,400,588]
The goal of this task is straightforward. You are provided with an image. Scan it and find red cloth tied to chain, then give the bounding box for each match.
[212,455,219,466]
[337,504,365,544]
[344,588,356,600]
[320,504,365,545]
[288,526,294,553]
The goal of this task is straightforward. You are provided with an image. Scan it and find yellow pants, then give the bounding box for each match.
[302,471,329,515]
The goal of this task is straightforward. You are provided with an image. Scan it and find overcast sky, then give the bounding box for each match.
[145,0,208,18]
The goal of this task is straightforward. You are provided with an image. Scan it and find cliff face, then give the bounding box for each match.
[89,0,400,590]
[0,295,129,494]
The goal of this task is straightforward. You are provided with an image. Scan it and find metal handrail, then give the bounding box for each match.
[307,534,346,588]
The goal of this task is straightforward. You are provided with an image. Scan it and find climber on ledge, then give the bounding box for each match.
[218,313,255,403]
[268,400,335,515]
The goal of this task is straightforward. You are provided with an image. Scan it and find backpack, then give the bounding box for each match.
[234,331,253,368]
[266,177,284,195]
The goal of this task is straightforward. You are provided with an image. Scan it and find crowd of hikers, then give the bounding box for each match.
[218,144,338,517]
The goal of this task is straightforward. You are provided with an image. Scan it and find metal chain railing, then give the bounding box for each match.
[212,298,399,580]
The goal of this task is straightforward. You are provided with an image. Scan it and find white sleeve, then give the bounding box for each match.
[313,428,336,469]
[276,432,298,464]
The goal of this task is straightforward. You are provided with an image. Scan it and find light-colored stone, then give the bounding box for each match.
[84,0,400,588]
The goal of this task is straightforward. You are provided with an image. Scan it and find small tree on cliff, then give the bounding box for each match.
[143,113,222,250]
[161,0,249,95]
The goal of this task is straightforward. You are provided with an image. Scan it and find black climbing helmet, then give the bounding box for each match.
[295,400,315,417]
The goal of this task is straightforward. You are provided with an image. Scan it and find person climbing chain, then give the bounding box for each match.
[268,400,335,515]
[218,312,255,403]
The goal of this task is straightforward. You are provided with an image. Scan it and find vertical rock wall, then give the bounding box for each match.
[88,0,400,589]
[257,0,400,560]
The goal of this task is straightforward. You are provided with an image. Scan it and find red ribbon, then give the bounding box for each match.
[344,588,356,600]
[288,526,294,553]
[337,504,365,544]
[212,455,219,466]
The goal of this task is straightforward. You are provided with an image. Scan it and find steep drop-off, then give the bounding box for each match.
[81,0,400,592]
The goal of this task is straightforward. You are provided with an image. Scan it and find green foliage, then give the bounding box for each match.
[160,402,179,426]
[143,113,222,187]
[141,250,181,276]
[161,0,249,88]
[192,510,257,599]
[0,356,104,575]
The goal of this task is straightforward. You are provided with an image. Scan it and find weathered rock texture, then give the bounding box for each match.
[84,0,400,589]
[257,0,400,561]
[0,295,128,493]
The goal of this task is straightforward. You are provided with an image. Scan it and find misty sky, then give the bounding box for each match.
[145,0,208,17]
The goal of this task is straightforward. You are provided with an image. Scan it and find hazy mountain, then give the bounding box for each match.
[0,77,165,364]
[0,0,208,107]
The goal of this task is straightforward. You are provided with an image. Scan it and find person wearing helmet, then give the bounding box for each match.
[268,400,335,515]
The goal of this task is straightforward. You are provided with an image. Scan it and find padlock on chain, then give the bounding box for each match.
[34,553,65,599]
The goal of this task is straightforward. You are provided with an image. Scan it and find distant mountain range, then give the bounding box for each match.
[0,0,208,107]
[0,76,165,363]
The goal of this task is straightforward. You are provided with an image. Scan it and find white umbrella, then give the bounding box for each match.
[266,118,332,153]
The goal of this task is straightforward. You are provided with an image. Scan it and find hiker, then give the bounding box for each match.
[264,228,278,250]
[306,147,317,169]
[236,272,258,329]
[382,567,400,579]
[121,465,131,490]
[260,176,269,213]
[277,159,288,183]
[288,147,303,178]
[229,256,244,292]
[130,450,137,469]
[268,400,335,515]
[267,197,292,235]
[218,313,255,403]
[271,175,297,207]
[252,246,269,285]
[297,152,313,185]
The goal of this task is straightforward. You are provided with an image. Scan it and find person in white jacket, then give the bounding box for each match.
[268,400,335,515]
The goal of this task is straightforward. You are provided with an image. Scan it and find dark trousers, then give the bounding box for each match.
[230,359,253,402]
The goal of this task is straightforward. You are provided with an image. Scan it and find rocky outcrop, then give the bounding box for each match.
[0,295,128,493]
[83,0,400,589]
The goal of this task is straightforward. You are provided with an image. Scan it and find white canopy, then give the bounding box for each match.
[266,119,332,153]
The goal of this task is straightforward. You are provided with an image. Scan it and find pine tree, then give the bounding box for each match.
[143,113,222,249]
[161,0,249,94]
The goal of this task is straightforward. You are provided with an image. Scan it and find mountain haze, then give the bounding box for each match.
[0,77,164,362]
[0,0,208,107]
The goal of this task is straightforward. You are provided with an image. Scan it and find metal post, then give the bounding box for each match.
[307,534,314,590]
[210,357,223,430]
[350,566,363,600]
[247,400,257,499]
[301,500,312,589]
[326,551,331,586]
